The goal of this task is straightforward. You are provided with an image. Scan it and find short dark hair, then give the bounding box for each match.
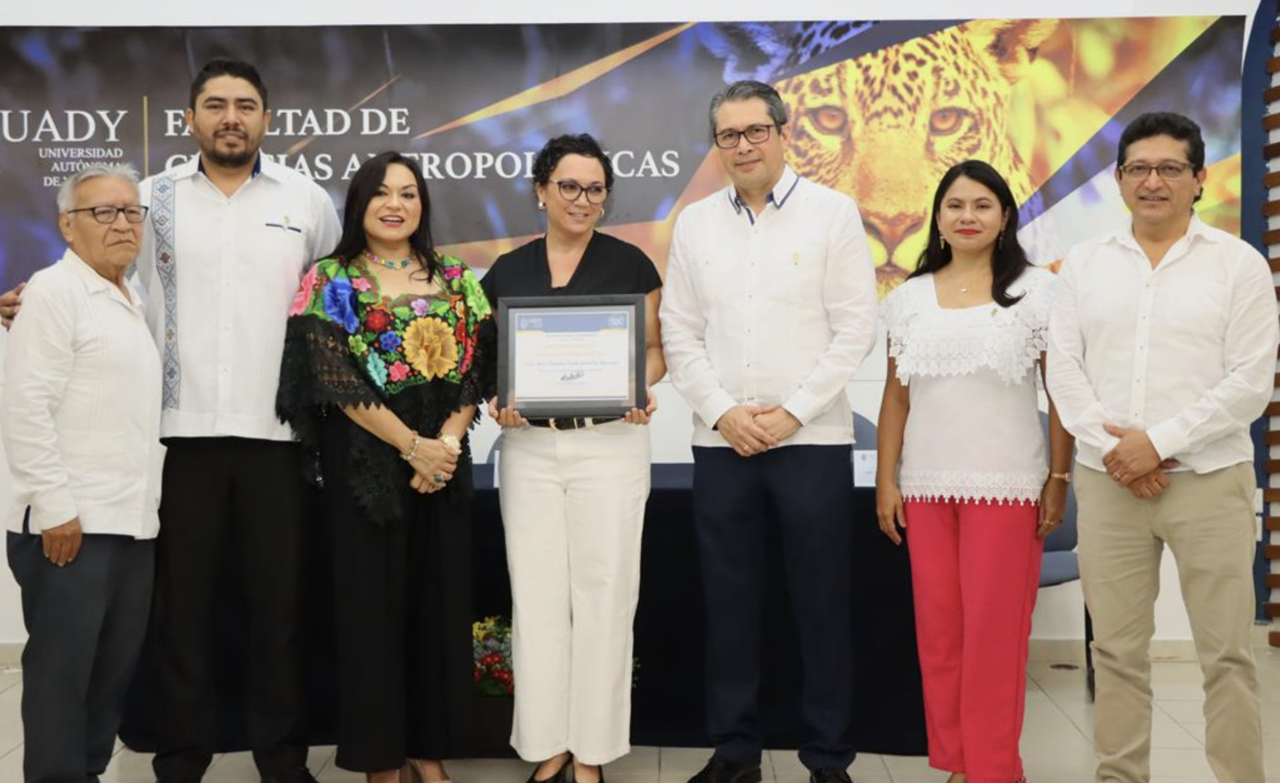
[912,159,1030,308]
[331,152,438,281]
[189,58,269,110]
[1117,112,1205,173]
[708,80,788,137]
[531,134,614,194]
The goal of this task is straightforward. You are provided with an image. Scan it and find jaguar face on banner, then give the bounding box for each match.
[0,17,1243,295]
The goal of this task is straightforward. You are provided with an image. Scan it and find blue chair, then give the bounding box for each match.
[1038,412,1095,699]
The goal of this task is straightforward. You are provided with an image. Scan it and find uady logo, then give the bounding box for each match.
[1,109,129,143]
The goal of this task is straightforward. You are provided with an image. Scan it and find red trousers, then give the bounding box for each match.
[905,500,1043,783]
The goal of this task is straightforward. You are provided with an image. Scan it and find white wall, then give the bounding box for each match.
[0,0,1263,645]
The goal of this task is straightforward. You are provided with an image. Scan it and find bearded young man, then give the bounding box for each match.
[138,57,341,783]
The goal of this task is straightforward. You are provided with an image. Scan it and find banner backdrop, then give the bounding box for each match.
[0,17,1244,293]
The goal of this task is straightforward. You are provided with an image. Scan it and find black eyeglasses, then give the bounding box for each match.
[714,123,779,149]
[553,180,609,204]
[1118,162,1193,180]
[66,205,149,224]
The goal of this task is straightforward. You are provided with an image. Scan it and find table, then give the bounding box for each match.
[121,464,927,757]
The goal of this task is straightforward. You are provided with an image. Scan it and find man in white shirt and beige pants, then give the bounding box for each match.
[1047,112,1276,783]
[661,80,878,783]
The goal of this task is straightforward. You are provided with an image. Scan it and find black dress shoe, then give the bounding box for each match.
[527,755,574,783]
[808,769,853,783]
[687,758,763,783]
[565,763,605,783]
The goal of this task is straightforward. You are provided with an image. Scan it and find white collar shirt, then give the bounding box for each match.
[660,166,878,448]
[135,153,341,441]
[1046,214,1279,473]
[2,249,163,538]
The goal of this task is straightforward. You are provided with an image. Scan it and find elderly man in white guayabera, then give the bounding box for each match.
[2,162,162,783]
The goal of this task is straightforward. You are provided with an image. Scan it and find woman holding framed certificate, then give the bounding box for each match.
[481,134,665,783]
[277,152,494,783]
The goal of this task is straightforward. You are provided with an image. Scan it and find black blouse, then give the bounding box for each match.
[481,231,662,304]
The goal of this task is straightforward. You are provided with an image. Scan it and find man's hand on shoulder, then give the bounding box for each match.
[0,282,26,330]
[715,405,778,457]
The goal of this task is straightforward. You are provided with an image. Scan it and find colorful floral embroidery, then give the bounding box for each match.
[322,278,359,334]
[379,331,403,352]
[366,351,388,389]
[294,255,491,396]
[365,308,392,333]
[290,265,319,316]
[404,318,459,380]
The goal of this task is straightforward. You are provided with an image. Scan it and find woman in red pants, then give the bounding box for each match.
[875,160,1074,783]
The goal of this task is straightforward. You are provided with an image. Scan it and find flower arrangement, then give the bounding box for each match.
[473,616,515,696]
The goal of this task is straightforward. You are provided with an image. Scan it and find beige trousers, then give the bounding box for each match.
[1075,462,1263,783]
[499,420,651,765]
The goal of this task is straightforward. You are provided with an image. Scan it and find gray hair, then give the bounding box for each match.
[708,80,789,137]
[56,163,141,213]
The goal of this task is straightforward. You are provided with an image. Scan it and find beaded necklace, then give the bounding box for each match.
[362,249,414,270]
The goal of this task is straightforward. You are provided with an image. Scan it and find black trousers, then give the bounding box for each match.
[8,518,153,783]
[151,437,307,780]
[322,418,475,772]
[692,445,857,771]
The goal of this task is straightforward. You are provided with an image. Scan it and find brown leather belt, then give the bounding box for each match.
[527,416,621,431]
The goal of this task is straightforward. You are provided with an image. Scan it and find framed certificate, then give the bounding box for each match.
[497,294,646,417]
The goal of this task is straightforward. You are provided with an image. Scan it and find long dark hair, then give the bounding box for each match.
[331,151,439,281]
[910,159,1029,307]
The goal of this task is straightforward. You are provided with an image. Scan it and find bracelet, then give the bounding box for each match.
[401,434,422,463]
[439,433,461,450]
[1049,471,1072,484]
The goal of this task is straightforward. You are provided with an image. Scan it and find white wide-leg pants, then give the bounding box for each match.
[499,420,651,765]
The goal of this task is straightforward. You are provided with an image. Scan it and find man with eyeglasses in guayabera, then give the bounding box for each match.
[660,80,877,783]
[2,58,339,783]
[1047,112,1276,783]
[1,164,163,783]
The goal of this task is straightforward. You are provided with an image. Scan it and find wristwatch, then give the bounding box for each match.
[1049,471,1072,484]
[439,434,461,450]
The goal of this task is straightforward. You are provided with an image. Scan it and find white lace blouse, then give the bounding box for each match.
[881,267,1056,505]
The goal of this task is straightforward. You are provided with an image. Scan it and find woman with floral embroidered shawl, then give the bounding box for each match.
[277,152,493,783]
[874,160,1074,783]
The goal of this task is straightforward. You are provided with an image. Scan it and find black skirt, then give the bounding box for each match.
[319,414,476,771]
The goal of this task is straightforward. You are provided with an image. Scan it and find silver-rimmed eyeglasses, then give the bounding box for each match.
[66,205,150,224]
[1118,162,1193,180]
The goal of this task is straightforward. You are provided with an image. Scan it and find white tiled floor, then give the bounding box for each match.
[0,633,1278,782]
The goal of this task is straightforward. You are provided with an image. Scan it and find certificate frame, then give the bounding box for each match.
[497,294,647,418]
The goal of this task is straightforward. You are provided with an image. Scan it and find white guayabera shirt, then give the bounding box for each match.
[1,249,163,538]
[134,153,341,442]
[1047,215,1279,474]
[661,166,879,448]
[883,267,1056,505]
